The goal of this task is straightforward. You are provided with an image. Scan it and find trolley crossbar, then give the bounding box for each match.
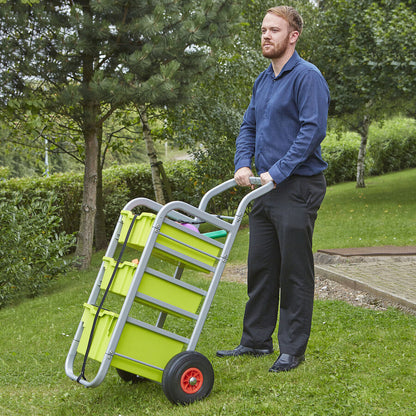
[135,293,199,320]
[126,317,190,345]
[153,242,217,272]
[113,352,164,372]
[145,267,207,296]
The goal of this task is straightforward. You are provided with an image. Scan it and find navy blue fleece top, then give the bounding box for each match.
[234,51,330,185]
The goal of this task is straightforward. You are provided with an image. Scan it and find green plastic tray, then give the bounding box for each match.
[118,211,220,271]
[77,304,186,383]
[101,257,203,317]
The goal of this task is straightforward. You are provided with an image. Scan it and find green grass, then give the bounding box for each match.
[314,169,416,250]
[1,170,416,415]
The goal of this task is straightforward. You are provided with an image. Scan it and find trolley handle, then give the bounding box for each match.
[236,177,274,214]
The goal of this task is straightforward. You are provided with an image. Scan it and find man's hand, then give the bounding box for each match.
[234,167,254,188]
[260,172,276,188]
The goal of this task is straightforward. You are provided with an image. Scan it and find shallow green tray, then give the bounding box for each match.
[77,304,186,383]
[101,257,203,318]
[118,211,221,272]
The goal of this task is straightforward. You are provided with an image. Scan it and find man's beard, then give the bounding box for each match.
[262,33,290,59]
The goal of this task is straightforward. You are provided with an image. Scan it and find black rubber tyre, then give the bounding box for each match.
[116,368,146,384]
[162,351,214,405]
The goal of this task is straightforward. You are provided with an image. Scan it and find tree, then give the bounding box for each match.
[0,0,238,268]
[311,0,416,187]
[368,1,416,117]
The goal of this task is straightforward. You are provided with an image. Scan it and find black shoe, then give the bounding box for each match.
[268,353,305,372]
[216,344,273,358]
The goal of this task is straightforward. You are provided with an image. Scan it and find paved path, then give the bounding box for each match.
[314,253,416,312]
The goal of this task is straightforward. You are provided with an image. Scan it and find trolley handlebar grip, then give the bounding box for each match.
[249,176,275,187]
[249,177,262,186]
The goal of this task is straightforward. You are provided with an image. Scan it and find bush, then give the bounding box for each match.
[368,117,416,175]
[0,172,84,236]
[101,161,208,235]
[0,166,10,180]
[0,191,76,308]
[189,136,247,216]
[321,117,416,185]
[0,161,207,242]
[321,131,361,186]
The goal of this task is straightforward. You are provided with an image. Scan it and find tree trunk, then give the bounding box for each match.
[138,106,166,205]
[158,161,173,202]
[75,128,99,269]
[356,115,371,189]
[94,124,107,250]
[75,17,99,269]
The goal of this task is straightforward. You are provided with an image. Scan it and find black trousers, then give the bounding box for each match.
[240,173,326,356]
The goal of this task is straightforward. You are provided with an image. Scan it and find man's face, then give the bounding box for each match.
[261,13,292,59]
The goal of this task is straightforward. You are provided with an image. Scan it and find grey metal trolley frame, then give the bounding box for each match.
[65,177,273,404]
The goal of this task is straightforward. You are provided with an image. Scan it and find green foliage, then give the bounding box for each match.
[0,191,76,308]
[0,1,239,116]
[312,0,393,118]
[0,118,50,177]
[0,165,10,180]
[101,164,156,233]
[163,160,204,206]
[365,2,416,102]
[0,172,84,236]
[321,131,361,186]
[368,118,416,175]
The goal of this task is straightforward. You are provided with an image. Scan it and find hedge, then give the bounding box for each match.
[0,160,243,241]
[0,191,76,307]
[367,117,416,175]
[321,131,361,186]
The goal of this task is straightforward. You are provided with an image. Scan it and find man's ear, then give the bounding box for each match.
[290,31,300,44]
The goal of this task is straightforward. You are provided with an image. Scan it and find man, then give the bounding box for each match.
[216,6,329,372]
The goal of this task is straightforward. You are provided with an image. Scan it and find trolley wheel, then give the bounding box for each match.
[116,368,146,384]
[162,351,214,405]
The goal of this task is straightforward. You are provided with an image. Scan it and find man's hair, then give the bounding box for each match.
[266,6,303,35]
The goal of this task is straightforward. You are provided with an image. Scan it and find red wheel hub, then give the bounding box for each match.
[180,367,203,394]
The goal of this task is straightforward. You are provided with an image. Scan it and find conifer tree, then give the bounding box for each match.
[0,0,238,268]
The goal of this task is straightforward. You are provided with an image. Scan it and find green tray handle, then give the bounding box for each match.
[202,230,227,239]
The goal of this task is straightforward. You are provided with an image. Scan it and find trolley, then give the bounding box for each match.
[65,178,273,404]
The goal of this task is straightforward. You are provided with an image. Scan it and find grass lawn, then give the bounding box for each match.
[314,169,416,251]
[1,169,416,415]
